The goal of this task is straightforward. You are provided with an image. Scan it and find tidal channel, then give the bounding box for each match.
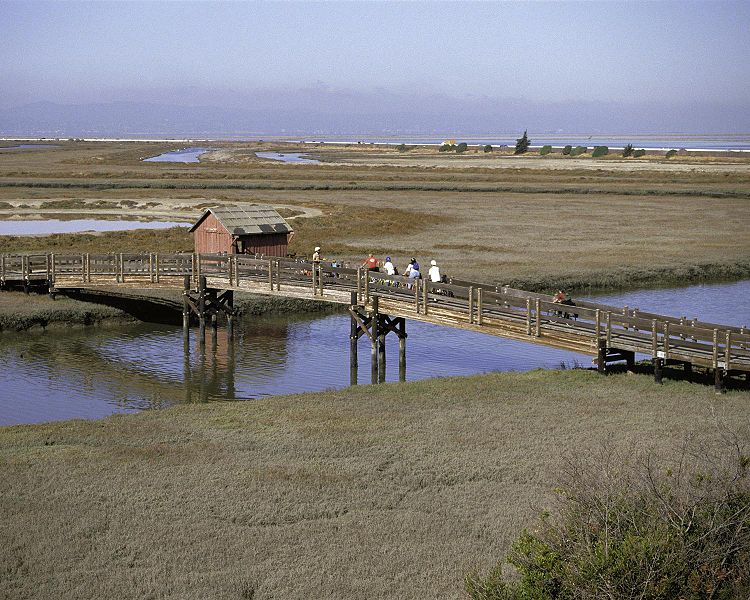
[0,280,747,426]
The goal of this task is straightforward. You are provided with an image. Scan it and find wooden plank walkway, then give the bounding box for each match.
[1,251,749,377]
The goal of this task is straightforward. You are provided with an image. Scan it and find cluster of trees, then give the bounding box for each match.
[439,142,469,153]
[466,433,750,599]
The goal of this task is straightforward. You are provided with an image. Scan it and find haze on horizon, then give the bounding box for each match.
[1,0,749,136]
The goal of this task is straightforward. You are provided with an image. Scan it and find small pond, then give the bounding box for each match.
[143,147,215,163]
[255,152,320,164]
[0,219,188,235]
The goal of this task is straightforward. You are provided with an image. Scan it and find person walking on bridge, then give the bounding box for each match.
[382,256,396,276]
[428,260,441,283]
[312,247,322,264]
[363,253,379,272]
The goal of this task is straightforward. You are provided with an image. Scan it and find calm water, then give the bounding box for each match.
[143,147,215,162]
[255,151,320,164]
[0,280,747,426]
[0,219,188,235]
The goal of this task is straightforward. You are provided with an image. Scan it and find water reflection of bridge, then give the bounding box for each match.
[1,252,748,390]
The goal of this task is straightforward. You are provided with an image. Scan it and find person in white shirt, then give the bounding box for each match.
[312,246,321,264]
[382,256,396,276]
[428,259,441,283]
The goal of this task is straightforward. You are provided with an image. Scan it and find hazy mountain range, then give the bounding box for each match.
[1,92,747,139]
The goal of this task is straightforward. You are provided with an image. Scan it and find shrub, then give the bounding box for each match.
[514,130,530,155]
[665,149,678,159]
[396,144,408,152]
[591,145,608,157]
[562,145,572,156]
[456,142,468,154]
[622,143,634,157]
[466,433,750,600]
[570,145,587,156]
[633,148,646,158]
[483,144,493,153]
[438,144,453,153]
[539,145,552,156]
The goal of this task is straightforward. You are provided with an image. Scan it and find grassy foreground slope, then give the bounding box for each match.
[1,370,748,599]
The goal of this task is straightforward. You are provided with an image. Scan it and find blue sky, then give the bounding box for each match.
[1,1,748,132]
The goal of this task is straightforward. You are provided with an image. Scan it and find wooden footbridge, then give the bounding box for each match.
[1,252,748,390]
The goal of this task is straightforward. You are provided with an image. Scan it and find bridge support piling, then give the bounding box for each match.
[211,312,218,348]
[378,330,386,383]
[597,340,607,374]
[715,368,725,394]
[226,291,234,339]
[198,275,207,346]
[653,357,664,384]
[349,292,358,371]
[182,276,191,337]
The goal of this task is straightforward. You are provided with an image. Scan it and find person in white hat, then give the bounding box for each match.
[428,259,441,283]
[312,246,321,264]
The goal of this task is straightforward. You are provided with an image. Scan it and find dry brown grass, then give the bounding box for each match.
[0,142,748,289]
[1,370,748,599]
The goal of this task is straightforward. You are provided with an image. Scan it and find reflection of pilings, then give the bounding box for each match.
[182,275,190,339]
[399,325,406,383]
[378,329,386,383]
[371,296,379,384]
[226,330,236,399]
[183,330,192,403]
[211,312,218,348]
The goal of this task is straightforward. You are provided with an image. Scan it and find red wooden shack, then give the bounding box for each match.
[189,205,293,256]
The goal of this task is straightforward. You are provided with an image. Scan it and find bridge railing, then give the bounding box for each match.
[2,251,748,371]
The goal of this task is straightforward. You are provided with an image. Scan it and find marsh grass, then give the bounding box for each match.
[0,291,128,330]
[0,142,748,289]
[1,370,748,599]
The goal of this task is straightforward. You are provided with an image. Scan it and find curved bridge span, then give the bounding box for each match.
[1,252,748,388]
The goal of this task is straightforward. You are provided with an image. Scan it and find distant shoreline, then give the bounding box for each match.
[2,135,750,153]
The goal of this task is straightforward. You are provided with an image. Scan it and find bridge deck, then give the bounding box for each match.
[1,251,748,374]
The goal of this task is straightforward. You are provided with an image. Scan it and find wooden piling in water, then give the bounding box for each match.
[198,275,207,345]
[349,292,358,370]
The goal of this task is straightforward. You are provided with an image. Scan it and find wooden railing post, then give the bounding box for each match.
[476,287,482,325]
[155,253,160,283]
[277,260,282,291]
[652,319,658,357]
[269,259,274,291]
[118,253,124,283]
[1,254,5,282]
[356,267,363,303]
[317,264,322,295]
[595,309,601,342]
[423,280,429,316]
[663,322,670,362]
[606,311,611,347]
[415,278,421,314]
[725,330,732,371]
[81,253,86,282]
[712,329,719,370]
[310,261,316,295]
[364,270,370,305]
[149,253,154,283]
[50,253,55,283]
[535,298,541,337]
[468,286,474,323]
[526,298,532,335]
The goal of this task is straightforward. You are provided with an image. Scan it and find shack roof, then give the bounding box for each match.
[189,205,293,236]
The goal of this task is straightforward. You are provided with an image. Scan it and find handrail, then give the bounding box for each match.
[1,251,747,371]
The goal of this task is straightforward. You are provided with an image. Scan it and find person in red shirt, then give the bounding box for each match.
[363,253,379,271]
